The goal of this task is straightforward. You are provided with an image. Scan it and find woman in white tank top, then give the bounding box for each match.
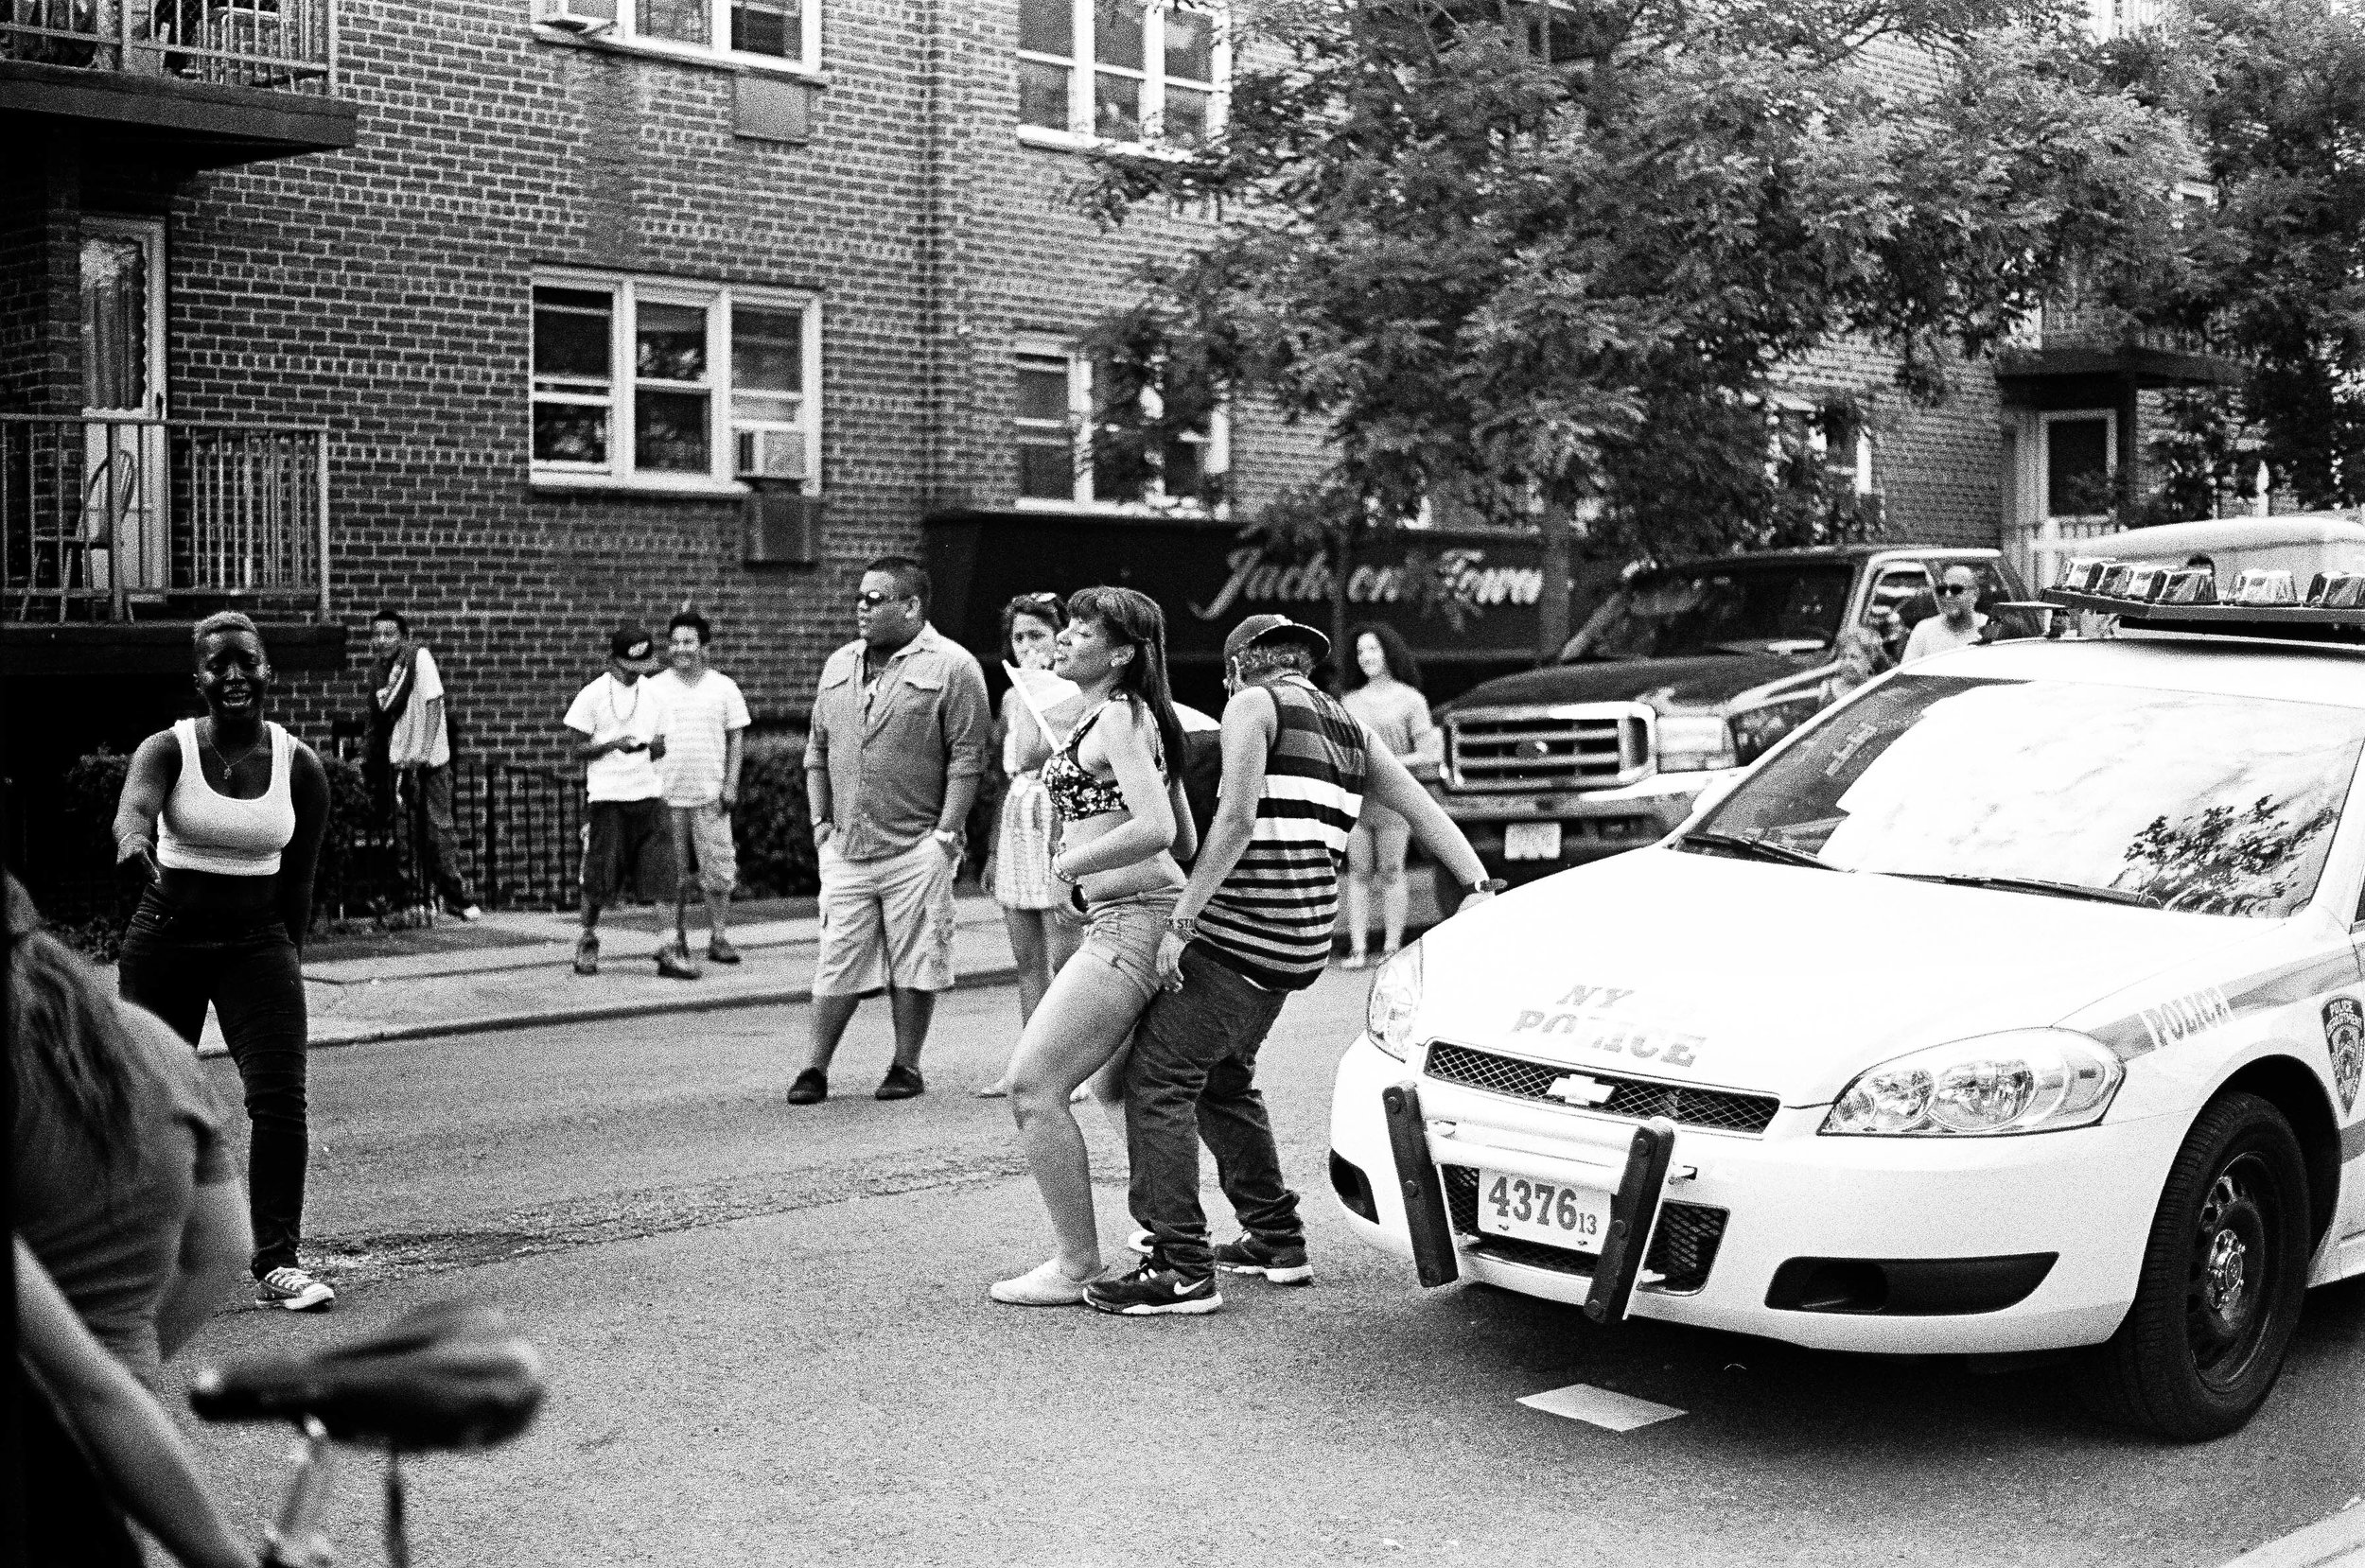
[113,612,334,1315]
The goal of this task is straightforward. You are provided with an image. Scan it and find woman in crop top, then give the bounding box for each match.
[113,612,333,1315]
[989,585,1199,1307]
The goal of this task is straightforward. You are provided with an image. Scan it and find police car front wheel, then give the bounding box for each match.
[2075,1091,2312,1443]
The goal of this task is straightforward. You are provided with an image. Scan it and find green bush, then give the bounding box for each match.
[734,735,819,897]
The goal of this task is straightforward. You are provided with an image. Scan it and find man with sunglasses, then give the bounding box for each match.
[788,556,990,1106]
[1902,563,1990,665]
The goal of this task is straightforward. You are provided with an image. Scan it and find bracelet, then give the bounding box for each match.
[1165,912,1199,938]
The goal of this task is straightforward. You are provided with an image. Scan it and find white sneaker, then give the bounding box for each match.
[1126,1228,1153,1254]
[988,1259,1100,1306]
[256,1266,335,1312]
[458,905,482,922]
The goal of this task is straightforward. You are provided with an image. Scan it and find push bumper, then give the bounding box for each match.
[1329,1033,2184,1354]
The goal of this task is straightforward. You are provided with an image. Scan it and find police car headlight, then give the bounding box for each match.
[1820,1030,2122,1137]
[1365,942,1425,1061]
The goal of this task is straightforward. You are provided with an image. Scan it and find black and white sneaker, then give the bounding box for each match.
[1084,1257,1222,1316]
[1213,1233,1312,1285]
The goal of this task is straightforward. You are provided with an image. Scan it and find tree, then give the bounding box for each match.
[2098,0,2365,514]
[1077,0,2195,662]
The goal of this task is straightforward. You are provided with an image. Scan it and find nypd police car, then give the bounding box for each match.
[1330,578,2365,1439]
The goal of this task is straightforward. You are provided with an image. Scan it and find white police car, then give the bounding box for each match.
[1329,583,2365,1439]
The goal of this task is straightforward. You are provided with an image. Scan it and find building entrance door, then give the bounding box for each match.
[80,218,169,602]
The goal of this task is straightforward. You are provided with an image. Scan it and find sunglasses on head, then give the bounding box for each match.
[1016,591,1059,604]
[854,589,914,611]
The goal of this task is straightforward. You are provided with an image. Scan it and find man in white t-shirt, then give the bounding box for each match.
[1901,564,1991,664]
[653,609,752,975]
[562,625,674,977]
[369,608,481,919]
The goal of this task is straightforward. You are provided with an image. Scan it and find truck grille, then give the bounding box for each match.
[1445,706,1647,793]
[1440,1166,1728,1294]
[1424,1042,1779,1135]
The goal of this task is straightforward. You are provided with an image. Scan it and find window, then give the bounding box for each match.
[1010,341,1226,510]
[2042,412,2115,518]
[1017,1,1224,147]
[536,0,820,73]
[532,274,819,492]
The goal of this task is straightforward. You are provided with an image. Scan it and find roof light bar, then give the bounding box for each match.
[2041,553,2365,641]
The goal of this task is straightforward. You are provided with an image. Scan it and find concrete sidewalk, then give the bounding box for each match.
[192,893,1024,1053]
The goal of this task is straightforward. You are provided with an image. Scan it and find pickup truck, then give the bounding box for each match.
[1428,544,2030,900]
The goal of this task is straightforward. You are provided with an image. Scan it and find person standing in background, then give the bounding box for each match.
[653,608,751,979]
[1338,622,1436,970]
[1902,563,1991,663]
[979,591,1082,1099]
[562,625,672,978]
[367,608,481,920]
[787,556,991,1106]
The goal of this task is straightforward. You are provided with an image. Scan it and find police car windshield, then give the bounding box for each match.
[1695,673,2365,918]
[1567,562,1853,661]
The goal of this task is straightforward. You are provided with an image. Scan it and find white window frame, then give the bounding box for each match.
[1015,1,1229,153]
[531,270,821,497]
[1009,337,1228,514]
[533,0,823,79]
[2041,408,2117,521]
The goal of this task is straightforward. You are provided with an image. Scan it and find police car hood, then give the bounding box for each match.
[1417,846,2269,1106]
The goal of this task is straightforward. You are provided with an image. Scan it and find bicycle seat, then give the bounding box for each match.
[189,1299,545,1451]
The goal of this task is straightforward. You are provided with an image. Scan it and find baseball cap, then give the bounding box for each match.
[1222,613,1330,664]
[608,624,660,671]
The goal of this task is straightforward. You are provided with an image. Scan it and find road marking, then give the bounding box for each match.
[2220,1498,2365,1567]
[1517,1383,1685,1431]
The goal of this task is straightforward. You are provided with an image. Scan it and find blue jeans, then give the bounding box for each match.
[117,888,308,1278]
[1123,947,1300,1276]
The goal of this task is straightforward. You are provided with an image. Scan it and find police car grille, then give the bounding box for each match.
[1438,1167,1726,1293]
[1423,1043,1778,1135]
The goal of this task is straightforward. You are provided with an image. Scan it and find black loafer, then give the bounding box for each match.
[875,1065,925,1101]
[785,1069,828,1106]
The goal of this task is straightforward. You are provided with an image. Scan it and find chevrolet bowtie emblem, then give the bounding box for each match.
[1545,1073,1615,1106]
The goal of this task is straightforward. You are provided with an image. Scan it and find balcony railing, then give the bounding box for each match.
[2,0,336,94]
[2,414,330,624]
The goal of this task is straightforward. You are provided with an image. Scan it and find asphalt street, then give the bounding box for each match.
[171,971,2365,1568]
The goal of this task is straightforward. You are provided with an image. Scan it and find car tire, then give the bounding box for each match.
[2074,1091,2311,1441]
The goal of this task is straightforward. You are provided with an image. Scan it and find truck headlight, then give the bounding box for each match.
[1656,715,1737,774]
[1365,942,1425,1060]
[1821,1030,2123,1136]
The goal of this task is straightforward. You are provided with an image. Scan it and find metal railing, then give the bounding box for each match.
[1,0,337,94]
[478,762,586,913]
[2003,301,2230,363]
[2,415,330,623]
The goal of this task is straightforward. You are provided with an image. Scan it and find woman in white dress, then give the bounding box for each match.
[1339,622,1437,968]
[977,593,1082,1097]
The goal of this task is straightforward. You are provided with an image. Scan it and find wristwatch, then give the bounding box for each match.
[1469,877,1509,895]
[931,828,962,849]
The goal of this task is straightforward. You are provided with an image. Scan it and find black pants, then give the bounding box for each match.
[405,762,476,909]
[1123,947,1301,1276]
[117,888,308,1278]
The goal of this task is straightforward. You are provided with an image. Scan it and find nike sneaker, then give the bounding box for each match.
[1213,1233,1312,1285]
[1084,1258,1221,1316]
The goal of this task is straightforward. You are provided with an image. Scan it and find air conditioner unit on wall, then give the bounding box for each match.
[534,0,617,36]
[736,428,808,481]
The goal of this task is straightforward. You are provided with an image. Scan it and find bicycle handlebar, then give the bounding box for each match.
[190,1299,545,1452]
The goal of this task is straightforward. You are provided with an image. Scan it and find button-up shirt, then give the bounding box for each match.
[808,622,990,862]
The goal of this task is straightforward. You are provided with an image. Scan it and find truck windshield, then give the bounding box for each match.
[1568,562,1855,660]
[1693,673,2365,918]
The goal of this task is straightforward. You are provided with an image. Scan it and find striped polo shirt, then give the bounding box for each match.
[1197,673,1369,991]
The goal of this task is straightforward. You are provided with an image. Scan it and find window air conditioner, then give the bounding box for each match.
[736,428,808,481]
[535,0,617,36]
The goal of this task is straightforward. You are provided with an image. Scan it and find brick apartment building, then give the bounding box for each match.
[0,0,2230,909]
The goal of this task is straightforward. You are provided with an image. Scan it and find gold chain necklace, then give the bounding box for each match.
[202,720,266,774]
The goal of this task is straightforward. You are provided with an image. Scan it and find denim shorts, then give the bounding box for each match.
[1077,889,1182,1004]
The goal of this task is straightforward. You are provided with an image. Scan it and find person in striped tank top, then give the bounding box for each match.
[1086,616,1500,1316]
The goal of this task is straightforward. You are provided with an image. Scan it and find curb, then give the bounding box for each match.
[304,960,1022,1051]
[2224,1505,2365,1568]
